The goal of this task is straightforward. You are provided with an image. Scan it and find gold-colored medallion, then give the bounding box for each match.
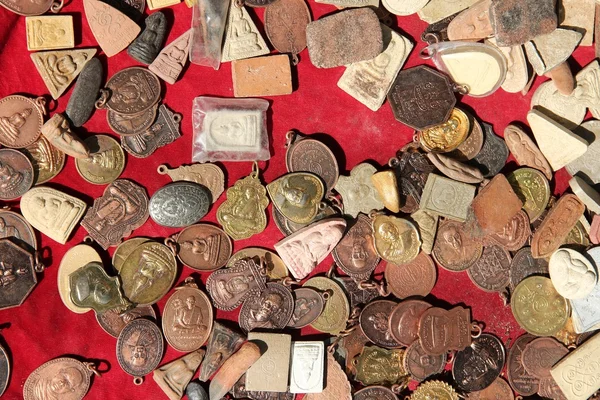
[410,381,459,400]
[217,163,269,240]
[355,346,408,387]
[75,135,126,185]
[419,108,470,153]
[112,238,152,272]
[267,172,325,225]
[119,242,177,306]
[303,276,349,335]
[371,170,400,213]
[227,247,289,280]
[22,135,66,185]
[372,214,421,265]
[507,167,550,222]
[69,261,131,314]
[157,163,225,203]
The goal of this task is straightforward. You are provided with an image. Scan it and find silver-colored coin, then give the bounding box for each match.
[149,182,211,228]
[0,344,8,397]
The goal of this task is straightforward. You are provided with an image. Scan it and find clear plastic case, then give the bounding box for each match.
[189,0,230,70]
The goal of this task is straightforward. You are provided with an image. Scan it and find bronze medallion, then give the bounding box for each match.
[227,247,288,280]
[505,334,539,396]
[467,377,514,400]
[419,306,472,355]
[0,0,62,15]
[332,214,380,280]
[449,113,484,161]
[103,67,161,115]
[264,0,310,55]
[303,276,350,335]
[206,257,267,311]
[162,280,214,352]
[0,95,44,148]
[107,104,158,136]
[231,375,295,400]
[112,238,152,272]
[333,276,379,308]
[521,337,568,379]
[486,209,530,251]
[339,328,369,375]
[390,150,436,213]
[0,149,34,201]
[403,340,446,382]
[0,344,8,397]
[96,305,156,337]
[359,300,401,348]
[287,287,325,328]
[198,321,245,382]
[116,318,164,383]
[157,163,225,203]
[285,133,339,193]
[354,386,398,400]
[452,334,506,392]
[149,182,211,228]
[0,239,38,310]
[433,220,483,272]
[22,135,66,185]
[75,135,126,185]
[272,203,338,236]
[388,299,431,347]
[467,244,511,292]
[538,377,568,400]
[238,282,294,331]
[509,247,549,290]
[81,179,150,249]
[267,172,325,225]
[121,105,182,159]
[175,224,232,272]
[23,357,94,400]
[0,209,38,251]
[119,241,177,306]
[385,252,436,299]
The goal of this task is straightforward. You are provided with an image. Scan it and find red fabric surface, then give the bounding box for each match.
[0,1,593,398]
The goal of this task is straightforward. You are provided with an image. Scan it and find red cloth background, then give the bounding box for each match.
[0,1,591,398]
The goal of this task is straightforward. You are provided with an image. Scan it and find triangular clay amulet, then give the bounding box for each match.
[153,350,205,400]
[84,0,141,57]
[149,29,193,84]
[31,49,97,100]
[221,0,269,62]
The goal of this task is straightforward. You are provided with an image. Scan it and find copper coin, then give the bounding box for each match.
[107,104,158,136]
[359,300,401,348]
[467,244,512,292]
[353,386,398,400]
[433,220,483,272]
[116,318,164,380]
[521,337,568,379]
[96,305,156,338]
[509,247,549,290]
[0,0,57,15]
[22,135,66,185]
[448,112,484,161]
[452,334,506,392]
[0,95,43,148]
[389,299,431,347]
[264,0,310,54]
[486,209,531,251]
[286,136,339,193]
[538,377,568,400]
[238,282,294,332]
[175,224,232,271]
[418,307,453,356]
[23,357,92,400]
[0,149,34,200]
[385,252,437,299]
[332,214,380,280]
[0,209,37,251]
[287,287,325,328]
[162,284,214,352]
[506,334,539,396]
[467,377,514,400]
[105,67,161,115]
[403,340,446,382]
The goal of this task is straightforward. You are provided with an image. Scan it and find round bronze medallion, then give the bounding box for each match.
[0,0,60,15]
[0,209,37,251]
[162,283,214,352]
[388,299,431,347]
[359,300,401,348]
[116,319,164,382]
[385,252,436,298]
[452,333,505,392]
[467,377,514,400]
[0,95,43,148]
[521,337,568,379]
[354,386,398,400]
[227,247,288,279]
[303,277,350,335]
[22,135,66,185]
[0,149,34,200]
[96,305,156,338]
[112,238,152,272]
[332,214,380,280]
[286,136,339,193]
[105,67,161,115]
[264,0,311,55]
[176,224,232,271]
[75,135,126,185]
[238,282,294,332]
[107,104,158,136]
[119,242,177,306]
[509,247,549,290]
[467,244,511,292]
[23,357,93,400]
[287,287,325,328]
[433,220,483,272]
[404,340,446,381]
[505,334,540,396]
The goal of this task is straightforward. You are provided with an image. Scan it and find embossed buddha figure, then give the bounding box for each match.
[172,296,207,336]
[130,248,171,301]
[459,344,498,386]
[0,261,27,287]
[180,236,212,261]
[94,182,141,231]
[377,221,409,260]
[367,312,395,342]
[350,237,368,270]
[132,15,163,63]
[113,75,154,106]
[281,176,312,208]
[205,333,230,372]
[157,36,189,74]
[293,351,319,390]
[553,250,597,295]
[32,196,80,231]
[229,6,260,53]
[426,116,460,149]
[69,264,129,311]
[0,218,20,240]
[0,108,31,144]
[286,231,332,273]
[216,273,255,301]
[363,350,400,383]
[220,186,264,233]
[443,227,465,259]
[573,66,600,110]
[0,161,23,192]
[291,296,318,324]
[127,330,154,367]
[248,292,284,330]
[33,19,66,47]
[47,54,85,85]
[159,351,204,393]
[33,366,84,400]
